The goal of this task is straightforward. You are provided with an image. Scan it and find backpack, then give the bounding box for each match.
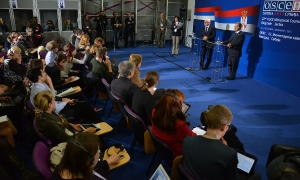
[267,152,300,180]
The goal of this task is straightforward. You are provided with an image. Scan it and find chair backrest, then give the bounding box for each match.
[147,126,175,167]
[0,51,7,59]
[124,105,146,145]
[101,78,114,101]
[32,141,52,180]
[266,144,300,167]
[33,118,53,148]
[39,50,47,59]
[177,163,195,180]
[111,91,128,117]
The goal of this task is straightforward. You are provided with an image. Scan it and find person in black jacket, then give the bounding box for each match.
[111,12,122,48]
[30,16,43,47]
[124,12,134,48]
[199,19,216,70]
[221,22,245,80]
[171,16,183,55]
[94,11,107,39]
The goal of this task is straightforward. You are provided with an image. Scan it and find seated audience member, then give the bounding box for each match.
[90,47,117,84]
[85,44,98,70]
[69,28,79,45]
[45,20,55,31]
[200,108,245,152]
[27,63,102,123]
[8,32,33,61]
[74,29,83,49]
[3,46,26,85]
[77,34,90,50]
[183,105,260,180]
[4,37,11,52]
[0,138,39,180]
[33,90,97,146]
[21,20,31,32]
[0,18,8,33]
[45,52,76,89]
[63,18,74,31]
[45,41,59,65]
[37,45,46,59]
[94,37,105,48]
[51,132,120,180]
[52,37,63,52]
[152,89,196,157]
[24,28,36,50]
[0,117,18,147]
[111,61,139,107]
[129,54,143,87]
[132,71,165,126]
[61,44,88,78]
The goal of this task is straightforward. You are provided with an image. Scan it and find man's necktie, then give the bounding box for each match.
[206,27,208,33]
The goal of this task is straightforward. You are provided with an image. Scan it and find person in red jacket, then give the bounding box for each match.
[151,89,196,157]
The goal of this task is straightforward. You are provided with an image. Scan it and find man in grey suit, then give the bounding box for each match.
[222,22,245,80]
[156,12,167,48]
[200,19,216,70]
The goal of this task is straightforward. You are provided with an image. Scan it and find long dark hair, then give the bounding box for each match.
[141,71,159,91]
[58,133,100,180]
[152,89,186,134]
[54,52,67,70]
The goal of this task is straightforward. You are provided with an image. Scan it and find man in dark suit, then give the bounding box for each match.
[94,11,107,39]
[200,19,216,70]
[111,12,122,48]
[124,12,135,47]
[222,22,245,80]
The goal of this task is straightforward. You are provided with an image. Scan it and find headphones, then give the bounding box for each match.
[164,92,181,103]
[106,143,124,156]
[8,49,14,56]
[68,138,95,165]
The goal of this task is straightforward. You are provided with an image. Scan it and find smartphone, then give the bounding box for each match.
[119,154,125,160]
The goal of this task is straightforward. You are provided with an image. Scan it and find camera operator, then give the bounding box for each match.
[94,11,107,39]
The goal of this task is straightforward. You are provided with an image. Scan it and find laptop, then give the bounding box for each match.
[236,149,258,180]
[182,102,191,115]
[110,56,120,66]
[149,164,170,180]
[0,96,22,107]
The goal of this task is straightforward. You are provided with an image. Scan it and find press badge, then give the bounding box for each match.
[160,23,163,27]
[86,26,89,28]
[25,51,28,56]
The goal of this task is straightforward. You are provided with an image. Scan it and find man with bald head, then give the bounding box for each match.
[200,19,216,70]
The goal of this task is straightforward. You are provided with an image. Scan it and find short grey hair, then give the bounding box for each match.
[26,28,33,32]
[118,60,135,77]
[204,19,211,23]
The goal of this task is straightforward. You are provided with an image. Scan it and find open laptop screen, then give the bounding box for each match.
[237,152,256,173]
[182,102,191,114]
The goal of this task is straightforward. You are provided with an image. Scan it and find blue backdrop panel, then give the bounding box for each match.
[194,0,300,98]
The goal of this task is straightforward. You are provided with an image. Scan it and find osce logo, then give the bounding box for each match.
[263,0,294,11]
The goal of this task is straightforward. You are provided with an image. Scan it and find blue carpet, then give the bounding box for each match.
[16,44,300,180]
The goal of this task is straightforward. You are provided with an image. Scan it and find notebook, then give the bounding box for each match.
[236,149,258,180]
[149,164,170,180]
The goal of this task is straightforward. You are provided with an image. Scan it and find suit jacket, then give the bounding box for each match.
[94,15,108,30]
[125,17,135,32]
[111,17,122,31]
[200,26,216,48]
[223,31,245,57]
[156,17,167,30]
[171,22,183,36]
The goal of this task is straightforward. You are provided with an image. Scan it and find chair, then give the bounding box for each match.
[0,51,7,59]
[147,126,176,173]
[101,78,116,118]
[33,118,53,148]
[124,105,147,154]
[266,144,300,167]
[32,141,52,180]
[171,155,195,180]
[39,50,47,59]
[111,91,128,133]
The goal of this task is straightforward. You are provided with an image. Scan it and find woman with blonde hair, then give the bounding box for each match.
[129,54,143,87]
[77,34,90,50]
[33,90,96,146]
[152,89,196,157]
[62,18,74,31]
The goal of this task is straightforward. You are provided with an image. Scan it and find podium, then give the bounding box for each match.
[210,42,226,83]
[187,36,201,71]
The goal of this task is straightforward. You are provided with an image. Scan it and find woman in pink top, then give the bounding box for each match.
[151,89,196,157]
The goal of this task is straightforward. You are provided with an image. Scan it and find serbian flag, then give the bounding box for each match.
[194,5,260,33]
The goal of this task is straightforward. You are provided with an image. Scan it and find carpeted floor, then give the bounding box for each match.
[17,43,300,180]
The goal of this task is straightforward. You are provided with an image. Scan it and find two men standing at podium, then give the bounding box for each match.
[200,19,216,70]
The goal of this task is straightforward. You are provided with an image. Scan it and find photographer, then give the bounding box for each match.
[94,11,107,39]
